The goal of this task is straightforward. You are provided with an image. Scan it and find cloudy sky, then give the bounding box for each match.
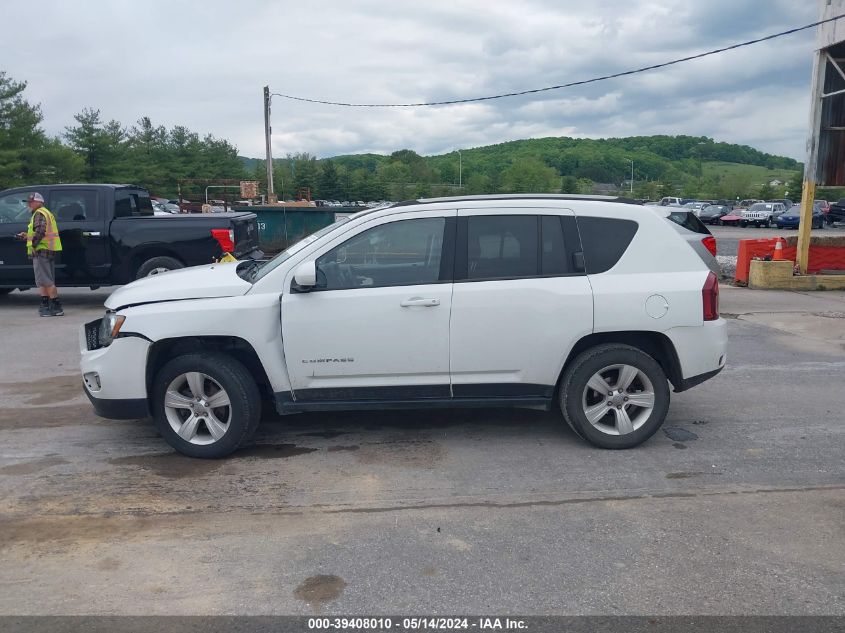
[4,0,820,160]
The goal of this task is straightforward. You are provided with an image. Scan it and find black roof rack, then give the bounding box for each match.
[391,194,642,207]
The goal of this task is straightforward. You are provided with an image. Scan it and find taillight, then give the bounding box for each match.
[702,235,717,257]
[211,228,235,253]
[702,271,719,321]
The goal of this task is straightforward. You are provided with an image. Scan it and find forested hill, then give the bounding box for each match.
[327,135,800,186]
[242,134,802,201]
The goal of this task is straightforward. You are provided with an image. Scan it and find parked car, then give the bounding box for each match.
[0,184,261,291]
[824,199,844,224]
[769,199,794,210]
[741,202,786,228]
[683,201,708,217]
[80,194,727,458]
[717,210,745,226]
[775,206,826,229]
[698,204,731,225]
[658,196,683,206]
[151,200,176,216]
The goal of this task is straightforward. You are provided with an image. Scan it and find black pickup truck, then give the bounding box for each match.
[0,184,260,292]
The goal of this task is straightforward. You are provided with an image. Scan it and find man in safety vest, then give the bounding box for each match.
[16,192,64,316]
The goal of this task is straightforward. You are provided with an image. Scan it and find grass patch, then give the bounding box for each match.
[702,161,799,185]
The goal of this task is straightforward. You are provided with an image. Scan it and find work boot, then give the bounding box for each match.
[50,298,64,316]
[38,297,52,317]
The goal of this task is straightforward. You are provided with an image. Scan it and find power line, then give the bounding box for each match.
[271,14,842,108]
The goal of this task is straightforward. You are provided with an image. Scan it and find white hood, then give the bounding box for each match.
[105,262,252,310]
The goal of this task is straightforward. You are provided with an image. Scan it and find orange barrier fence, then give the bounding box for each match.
[735,238,845,283]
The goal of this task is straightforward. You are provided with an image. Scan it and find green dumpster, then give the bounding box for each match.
[234,206,340,254]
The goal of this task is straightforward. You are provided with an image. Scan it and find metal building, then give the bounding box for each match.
[798,0,845,271]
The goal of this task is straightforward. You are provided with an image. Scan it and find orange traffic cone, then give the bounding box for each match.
[773,238,785,261]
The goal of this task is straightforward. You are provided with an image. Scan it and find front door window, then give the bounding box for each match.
[315,217,446,290]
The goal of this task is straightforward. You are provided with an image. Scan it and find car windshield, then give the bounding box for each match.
[749,203,773,211]
[246,217,351,283]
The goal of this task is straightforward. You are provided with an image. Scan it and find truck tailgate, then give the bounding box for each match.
[231,213,260,257]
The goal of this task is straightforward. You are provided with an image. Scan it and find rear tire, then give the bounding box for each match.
[136,256,184,279]
[559,344,670,449]
[151,352,261,458]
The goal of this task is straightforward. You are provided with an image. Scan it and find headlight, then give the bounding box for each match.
[99,312,126,347]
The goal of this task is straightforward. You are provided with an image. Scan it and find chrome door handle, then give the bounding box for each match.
[82,231,101,237]
[400,297,440,307]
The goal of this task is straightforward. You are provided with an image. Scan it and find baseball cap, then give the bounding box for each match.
[28,192,45,203]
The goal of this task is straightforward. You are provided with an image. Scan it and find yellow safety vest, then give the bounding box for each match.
[26,206,63,256]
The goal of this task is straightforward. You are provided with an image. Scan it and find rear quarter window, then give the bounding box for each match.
[667,211,711,235]
[576,216,638,274]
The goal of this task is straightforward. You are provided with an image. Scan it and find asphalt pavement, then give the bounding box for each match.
[0,286,843,615]
[709,224,845,257]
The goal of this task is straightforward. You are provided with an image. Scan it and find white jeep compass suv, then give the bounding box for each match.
[80,195,727,458]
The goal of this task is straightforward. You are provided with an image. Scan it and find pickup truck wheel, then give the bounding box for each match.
[152,353,261,458]
[136,256,184,279]
[559,344,670,449]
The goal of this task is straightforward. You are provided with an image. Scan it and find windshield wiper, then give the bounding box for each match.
[237,259,262,281]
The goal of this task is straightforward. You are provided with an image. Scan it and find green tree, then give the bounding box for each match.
[499,158,558,193]
[64,108,127,181]
[317,159,341,199]
[756,183,775,200]
[465,173,492,195]
[786,171,803,202]
[0,71,46,188]
[126,116,168,190]
[560,175,579,194]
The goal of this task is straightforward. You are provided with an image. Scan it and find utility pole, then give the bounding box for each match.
[263,86,277,204]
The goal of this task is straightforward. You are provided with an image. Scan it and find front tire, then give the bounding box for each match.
[559,344,670,449]
[152,353,261,458]
[136,256,184,279]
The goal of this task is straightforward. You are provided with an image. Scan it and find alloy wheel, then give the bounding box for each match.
[581,364,656,436]
[163,372,232,445]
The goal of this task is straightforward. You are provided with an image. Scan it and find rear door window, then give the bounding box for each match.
[466,215,538,280]
[115,190,153,217]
